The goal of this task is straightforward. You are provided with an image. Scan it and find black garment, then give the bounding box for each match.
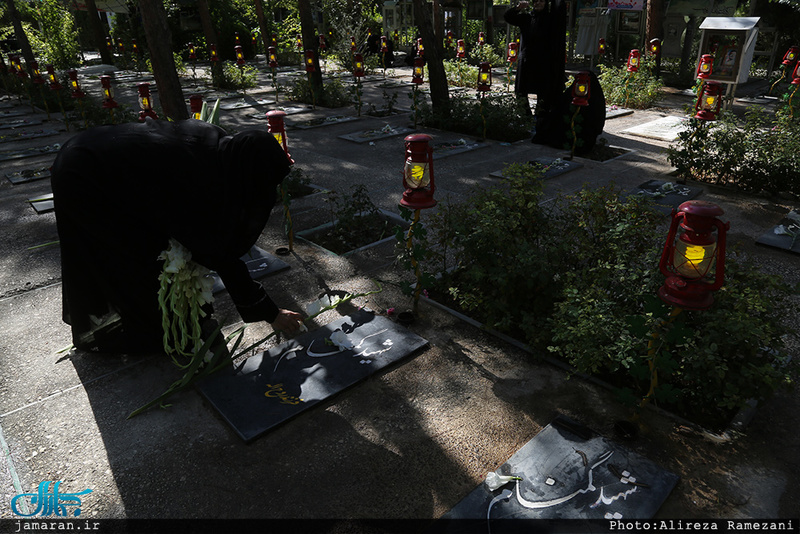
[51,119,292,353]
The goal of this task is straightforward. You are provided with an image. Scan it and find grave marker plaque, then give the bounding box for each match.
[197,309,429,442]
[439,416,679,528]
[756,210,800,254]
[632,179,702,215]
[209,246,290,294]
[490,157,583,180]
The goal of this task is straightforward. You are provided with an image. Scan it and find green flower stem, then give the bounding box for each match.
[128,282,383,419]
[405,209,423,314]
[635,306,683,418]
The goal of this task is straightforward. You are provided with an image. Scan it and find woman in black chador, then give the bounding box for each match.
[51,118,304,353]
[504,0,567,144]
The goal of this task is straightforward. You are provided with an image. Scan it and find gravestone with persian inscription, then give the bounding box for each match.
[437,415,679,529]
[196,309,428,442]
[209,246,290,294]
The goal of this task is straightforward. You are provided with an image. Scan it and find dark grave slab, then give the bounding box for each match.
[438,415,679,527]
[217,97,275,110]
[756,210,800,255]
[490,157,583,181]
[606,106,634,119]
[0,143,61,162]
[286,115,359,129]
[631,179,702,215]
[196,309,429,442]
[250,105,308,120]
[338,125,415,144]
[0,110,32,119]
[28,192,54,214]
[209,246,290,294]
[432,140,488,160]
[0,119,43,130]
[6,166,52,185]
[0,129,59,144]
[376,80,413,89]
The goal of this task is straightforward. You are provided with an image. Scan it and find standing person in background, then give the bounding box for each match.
[504,0,567,144]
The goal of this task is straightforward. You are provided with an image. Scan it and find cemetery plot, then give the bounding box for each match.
[621,116,687,142]
[0,143,60,162]
[197,308,429,442]
[756,210,800,254]
[286,115,359,129]
[209,246,290,294]
[490,157,583,180]
[433,139,488,159]
[250,105,307,120]
[439,415,679,524]
[630,179,702,215]
[0,129,60,144]
[0,119,43,130]
[606,106,634,119]
[6,166,51,185]
[338,125,415,144]
[27,192,54,214]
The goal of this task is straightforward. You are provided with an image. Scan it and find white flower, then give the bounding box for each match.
[775,225,794,236]
[484,472,521,491]
[329,330,354,351]
[305,294,342,317]
[160,239,191,273]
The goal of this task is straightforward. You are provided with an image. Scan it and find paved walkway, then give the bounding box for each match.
[0,62,798,530]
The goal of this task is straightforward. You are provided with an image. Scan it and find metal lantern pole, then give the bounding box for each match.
[46,64,69,131]
[67,69,87,129]
[100,75,118,123]
[267,110,295,251]
[30,61,49,119]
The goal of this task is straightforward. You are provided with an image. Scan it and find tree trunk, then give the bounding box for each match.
[4,0,36,66]
[84,0,114,64]
[138,0,188,120]
[196,0,223,86]
[298,0,323,100]
[254,0,271,59]
[413,0,449,113]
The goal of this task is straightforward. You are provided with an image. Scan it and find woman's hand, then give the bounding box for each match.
[270,309,305,335]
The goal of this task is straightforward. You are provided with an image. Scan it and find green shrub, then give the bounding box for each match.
[442,59,478,88]
[289,76,351,108]
[598,55,663,109]
[420,169,795,427]
[417,92,532,142]
[667,106,800,196]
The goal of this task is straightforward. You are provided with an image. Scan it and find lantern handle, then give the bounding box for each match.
[658,210,683,278]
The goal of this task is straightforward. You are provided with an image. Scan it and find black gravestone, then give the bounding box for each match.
[6,166,51,185]
[439,415,678,527]
[490,157,583,181]
[0,143,61,162]
[28,192,54,214]
[756,210,800,255]
[209,246,290,294]
[632,180,702,215]
[196,309,428,442]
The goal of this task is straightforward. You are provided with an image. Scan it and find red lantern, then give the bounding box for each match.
[106,36,113,52]
[100,75,118,109]
[11,55,27,79]
[252,33,257,50]
[658,201,729,310]
[235,32,241,45]
[598,38,606,55]
[188,42,197,61]
[697,54,713,79]
[209,44,219,62]
[266,110,294,164]
[694,81,722,121]
[268,46,278,69]
[304,49,316,72]
[189,94,203,119]
[319,34,327,52]
[477,62,491,93]
[417,38,424,58]
[46,64,62,91]
[412,56,424,84]
[507,42,518,63]
[478,32,486,46]
[271,33,278,47]
[350,35,357,53]
[649,38,661,58]
[117,38,125,54]
[456,39,466,59]
[354,53,365,77]
[781,46,799,67]
[626,49,640,72]
[296,34,303,51]
[235,45,245,66]
[381,36,388,53]
[67,70,84,98]
[791,60,800,86]
[446,30,454,48]
[30,61,44,85]
[571,71,590,106]
[132,39,140,56]
[393,30,399,43]
[137,82,158,120]
[401,134,436,210]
